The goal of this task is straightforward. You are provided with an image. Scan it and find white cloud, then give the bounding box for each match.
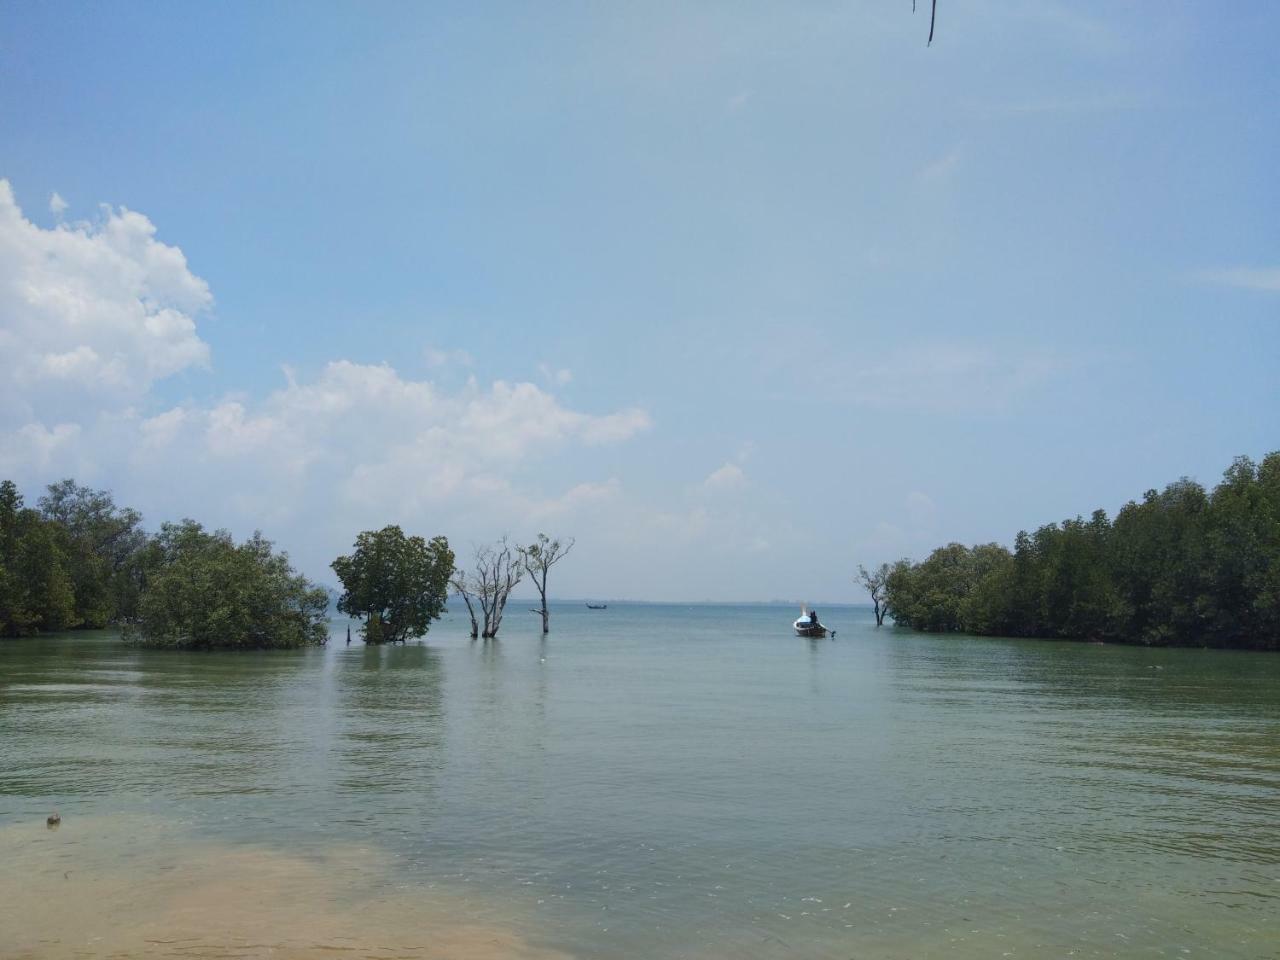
[538,362,573,386]
[49,192,68,217]
[3,356,652,562]
[580,406,652,444]
[0,181,656,585]
[112,361,652,517]
[528,479,622,520]
[703,462,745,491]
[1195,266,1280,293]
[139,407,188,448]
[0,179,211,421]
[0,422,82,473]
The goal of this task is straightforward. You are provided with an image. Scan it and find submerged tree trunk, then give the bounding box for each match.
[462,594,479,639]
[520,534,573,635]
[455,539,523,640]
[451,577,480,639]
[858,563,891,628]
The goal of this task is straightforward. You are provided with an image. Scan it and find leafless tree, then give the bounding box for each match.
[858,563,891,626]
[450,571,481,639]
[520,533,574,634]
[451,538,524,640]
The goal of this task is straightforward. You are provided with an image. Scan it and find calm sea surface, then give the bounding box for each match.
[1,603,1277,959]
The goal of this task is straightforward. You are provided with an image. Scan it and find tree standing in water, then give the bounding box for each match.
[331,526,454,644]
[858,563,891,626]
[521,533,574,634]
[129,522,329,649]
[451,538,523,640]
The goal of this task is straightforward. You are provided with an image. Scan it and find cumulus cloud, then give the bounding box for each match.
[5,355,652,578]
[104,361,652,532]
[538,363,573,386]
[580,406,652,444]
[0,422,82,474]
[1195,266,1280,293]
[0,179,211,424]
[49,192,68,217]
[528,479,622,521]
[0,182,656,583]
[703,462,745,490]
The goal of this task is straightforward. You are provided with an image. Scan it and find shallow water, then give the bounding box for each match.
[2,604,1278,958]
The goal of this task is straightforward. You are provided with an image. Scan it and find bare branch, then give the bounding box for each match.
[520,533,575,634]
[461,538,524,639]
[857,562,892,626]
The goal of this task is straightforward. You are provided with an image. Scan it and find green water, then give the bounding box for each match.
[2,604,1277,959]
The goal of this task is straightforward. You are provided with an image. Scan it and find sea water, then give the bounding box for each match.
[2,603,1277,958]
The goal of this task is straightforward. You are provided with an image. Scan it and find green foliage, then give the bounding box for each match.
[39,480,148,627]
[883,543,1012,632]
[2,477,328,650]
[884,452,1280,650]
[1,478,155,636]
[331,526,454,644]
[126,521,329,649]
[0,481,77,636]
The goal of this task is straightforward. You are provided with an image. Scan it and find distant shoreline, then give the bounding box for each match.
[535,599,877,608]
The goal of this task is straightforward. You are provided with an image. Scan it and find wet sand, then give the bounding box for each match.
[1,816,570,960]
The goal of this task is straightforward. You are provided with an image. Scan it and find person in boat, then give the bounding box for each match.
[808,608,819,626]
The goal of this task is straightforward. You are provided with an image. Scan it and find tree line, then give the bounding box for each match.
[876,452,1280,650]
[1,480,148,635]
[1,477,574,649]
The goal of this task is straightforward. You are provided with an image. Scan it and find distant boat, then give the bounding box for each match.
[585,603,608,610]
[793,605,831,638]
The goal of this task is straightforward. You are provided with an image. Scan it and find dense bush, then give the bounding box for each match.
[126,521,329,650]
[884,452,1280,649]
[2,478,329,649]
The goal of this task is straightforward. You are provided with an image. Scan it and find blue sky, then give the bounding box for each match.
[1,1,1276,601]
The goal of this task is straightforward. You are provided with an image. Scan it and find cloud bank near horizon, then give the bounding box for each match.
[0,180,662,584]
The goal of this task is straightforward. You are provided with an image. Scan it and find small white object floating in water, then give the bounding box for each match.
[793,605,832,638]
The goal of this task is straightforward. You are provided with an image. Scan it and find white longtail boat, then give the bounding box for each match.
[793,605,830,638]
